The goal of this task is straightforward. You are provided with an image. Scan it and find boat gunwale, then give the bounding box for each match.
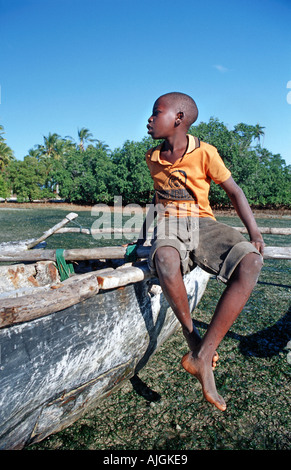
[0,260,154,329]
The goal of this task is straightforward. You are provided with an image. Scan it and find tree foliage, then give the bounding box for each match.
[0,120,290,208]
[0,125,14,198]
[110,137,155,205]
[188,118,290,208]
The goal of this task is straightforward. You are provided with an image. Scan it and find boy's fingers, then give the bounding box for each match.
[251,240,264,255]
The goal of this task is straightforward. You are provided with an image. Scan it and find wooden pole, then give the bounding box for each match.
[232,226,291,235]
[55,226,291,236]
[0,245,290,262]
[26,212,79,249]
[263,246,291,259]
[0,246,127,262]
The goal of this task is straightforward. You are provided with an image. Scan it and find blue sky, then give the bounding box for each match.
[1,0,291,165]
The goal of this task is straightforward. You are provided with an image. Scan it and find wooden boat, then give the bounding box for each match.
[0,213,290,450]
[0,246,210,450]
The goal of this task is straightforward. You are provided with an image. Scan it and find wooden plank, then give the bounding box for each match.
[232,226,291,235]
[97,263,151,290]
[0,264,150,328]
[0,246,127,262]
[55,226,291,236]
[26,212,79,249]
[0,244,291,263]
[263,246,291,259]
[0,274,99,328]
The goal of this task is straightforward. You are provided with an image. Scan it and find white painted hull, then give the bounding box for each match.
[0,264,209,449]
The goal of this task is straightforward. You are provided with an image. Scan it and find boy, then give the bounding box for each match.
[137,92,264,411]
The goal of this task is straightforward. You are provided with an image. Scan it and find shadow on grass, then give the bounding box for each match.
[133,307,290,401]
[194,306,291,358]
[130,375,162,402]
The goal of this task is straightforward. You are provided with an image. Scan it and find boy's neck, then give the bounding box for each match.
[161,133,189,163]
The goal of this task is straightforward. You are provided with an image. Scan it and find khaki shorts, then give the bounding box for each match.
[148,216,262,283]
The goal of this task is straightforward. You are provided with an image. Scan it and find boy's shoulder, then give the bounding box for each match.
[198,139,220,155]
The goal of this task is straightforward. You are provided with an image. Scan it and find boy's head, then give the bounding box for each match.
[147,92,198,140]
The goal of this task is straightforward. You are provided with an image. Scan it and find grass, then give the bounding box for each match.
[30,257,291,451]
[1,207,289,451]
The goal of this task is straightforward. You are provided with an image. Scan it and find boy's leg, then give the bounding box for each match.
[181,251,263,411]
[154,246,218,368]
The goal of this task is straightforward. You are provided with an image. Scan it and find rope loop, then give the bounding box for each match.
[55,248,74,281]
[125,244,137,262]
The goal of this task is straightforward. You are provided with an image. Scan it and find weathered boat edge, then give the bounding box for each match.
[0,266,209,450]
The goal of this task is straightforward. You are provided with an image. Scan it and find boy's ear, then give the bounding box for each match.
[175,111,184,125]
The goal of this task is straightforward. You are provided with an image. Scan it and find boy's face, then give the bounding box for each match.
[147,97,178,140]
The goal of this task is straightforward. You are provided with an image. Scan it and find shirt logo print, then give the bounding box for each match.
[156,170,197,202]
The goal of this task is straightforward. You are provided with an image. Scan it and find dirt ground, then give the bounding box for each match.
[1,201,291,218]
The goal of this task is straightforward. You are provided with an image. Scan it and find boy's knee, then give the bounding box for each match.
[237,252,263,278]
[154,246,180,277]
[248,252,263,272]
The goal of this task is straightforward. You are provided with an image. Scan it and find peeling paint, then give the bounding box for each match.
[0,267,209,449]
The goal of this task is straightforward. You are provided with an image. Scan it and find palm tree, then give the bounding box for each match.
[253,124,265,146]
[37,132,61,159]
[27,148,41,159]
[34,133,65,195]
[0,125,5,141]
[78,127,96,151]
[0,141,13,170]
[0,125,14,171]
[94,139,110,153]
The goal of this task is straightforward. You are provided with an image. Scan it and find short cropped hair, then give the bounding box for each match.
[160,92,198,128]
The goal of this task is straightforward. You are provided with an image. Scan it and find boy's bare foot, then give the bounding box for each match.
[181,351,227,411]
[182,324,219,370]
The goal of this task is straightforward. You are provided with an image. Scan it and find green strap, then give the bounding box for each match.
[125,244,137,262]
[55,248,74,281]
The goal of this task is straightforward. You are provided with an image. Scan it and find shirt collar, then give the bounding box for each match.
[150,134,200,162]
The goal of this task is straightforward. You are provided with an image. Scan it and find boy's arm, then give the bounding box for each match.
[220,177,265,255]
[136,194,157,246]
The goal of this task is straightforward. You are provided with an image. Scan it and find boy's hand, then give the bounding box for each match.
[250,235,265,255]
